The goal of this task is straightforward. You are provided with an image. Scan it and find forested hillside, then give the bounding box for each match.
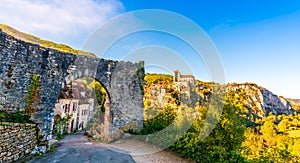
[141,73,300,162]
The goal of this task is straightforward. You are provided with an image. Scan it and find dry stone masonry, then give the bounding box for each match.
[0,29,144,143]
[0,122,37,162]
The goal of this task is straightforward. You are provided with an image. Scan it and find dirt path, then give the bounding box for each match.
[106,136,195,163]
[30,132,194,163]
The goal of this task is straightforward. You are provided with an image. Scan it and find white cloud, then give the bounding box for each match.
[0,0,124,48]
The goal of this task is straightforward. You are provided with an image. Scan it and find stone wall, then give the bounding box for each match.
[0,29,144,143]
[0,122,37,162]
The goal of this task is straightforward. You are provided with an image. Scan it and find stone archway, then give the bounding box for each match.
[0,30,144,144]
[58,59,145,142]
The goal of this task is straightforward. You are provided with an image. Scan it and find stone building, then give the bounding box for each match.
[147,85,167,107]
[173,70,195,99]
[173,69,196,87]
[53,81,94,134]
[54,97,79,134]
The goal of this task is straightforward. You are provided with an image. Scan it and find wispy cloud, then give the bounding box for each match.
[0,0,124,47]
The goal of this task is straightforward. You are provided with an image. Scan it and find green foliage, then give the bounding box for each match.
[0,24,95,57]
[241,113,300,162]
[61,114,72,124]
[168,102,247,162]
[24,74,40,115]
[0,111,32,123]
[83,78,107,137]
[56,114,73,139]
[88,80,106,112]
[140,106,177,135]
[139,99,248,162]
[144,73,173,85]
[56,133,64,140]
[291,104,300,111]
[142,73,300,162]
[144,99,151,107]
[46,145,58,153]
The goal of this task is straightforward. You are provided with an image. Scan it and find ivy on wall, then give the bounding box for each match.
[24,74,41,115]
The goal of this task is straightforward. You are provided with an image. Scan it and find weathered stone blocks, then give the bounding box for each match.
[0,122,37,162]
[0,29,144,143]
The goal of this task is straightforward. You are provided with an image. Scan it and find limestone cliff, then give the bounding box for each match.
[144,74,296,118]
[227,83,295,117]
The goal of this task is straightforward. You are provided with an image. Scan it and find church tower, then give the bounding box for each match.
[174,69,180,82]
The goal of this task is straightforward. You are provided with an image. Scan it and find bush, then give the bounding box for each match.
[0,111,33,123]
[140,106,177,135]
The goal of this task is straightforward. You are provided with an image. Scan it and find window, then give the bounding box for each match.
[65,104,68,113]
[65,103,70,114]
[81,109,88,116]
[73,102,77,111]
[68,104,70,113]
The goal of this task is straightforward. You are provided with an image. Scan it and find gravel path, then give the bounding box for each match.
[107,136,195,163]
[30,132,194,163]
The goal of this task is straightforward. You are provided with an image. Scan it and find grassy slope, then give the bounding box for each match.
[0,24,96,57]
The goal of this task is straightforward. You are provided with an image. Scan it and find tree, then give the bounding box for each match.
[88,80,106,112]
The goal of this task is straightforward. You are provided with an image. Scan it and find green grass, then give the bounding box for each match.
[0,24,96,57]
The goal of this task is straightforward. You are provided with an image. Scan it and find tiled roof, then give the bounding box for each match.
[58,81,93,104]
[180,75,194,78]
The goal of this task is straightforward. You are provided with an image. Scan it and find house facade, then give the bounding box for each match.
[54,98,79,134]
[53,81,95,135]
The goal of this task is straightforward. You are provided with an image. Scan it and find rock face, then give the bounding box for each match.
[0,29,144,143]
[227,83,294,117]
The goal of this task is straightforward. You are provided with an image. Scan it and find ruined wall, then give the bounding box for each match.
[0,29,144,143]
[0,122,37,162]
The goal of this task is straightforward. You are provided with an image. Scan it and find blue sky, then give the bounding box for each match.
[0,0,300,98]
[104,0,300,99]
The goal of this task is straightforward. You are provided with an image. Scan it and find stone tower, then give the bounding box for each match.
[174,69,180,82]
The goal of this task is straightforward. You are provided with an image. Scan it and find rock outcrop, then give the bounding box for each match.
[227,83,295,117]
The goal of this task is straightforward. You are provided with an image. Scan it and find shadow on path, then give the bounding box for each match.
[29,132,134,163]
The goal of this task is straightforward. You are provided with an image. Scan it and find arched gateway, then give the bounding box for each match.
[0,30,144,143]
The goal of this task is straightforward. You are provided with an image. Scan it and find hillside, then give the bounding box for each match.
[227,83,295,118]
[0,24,95,57]
[142,73,300,162]
[287,98,300,104]
[286,98,300,111]
[144,73,296,119]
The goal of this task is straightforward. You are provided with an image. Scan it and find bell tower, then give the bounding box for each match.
[174,69,180,82]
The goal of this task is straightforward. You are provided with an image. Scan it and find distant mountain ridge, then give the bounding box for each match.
[0,24,95,57]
